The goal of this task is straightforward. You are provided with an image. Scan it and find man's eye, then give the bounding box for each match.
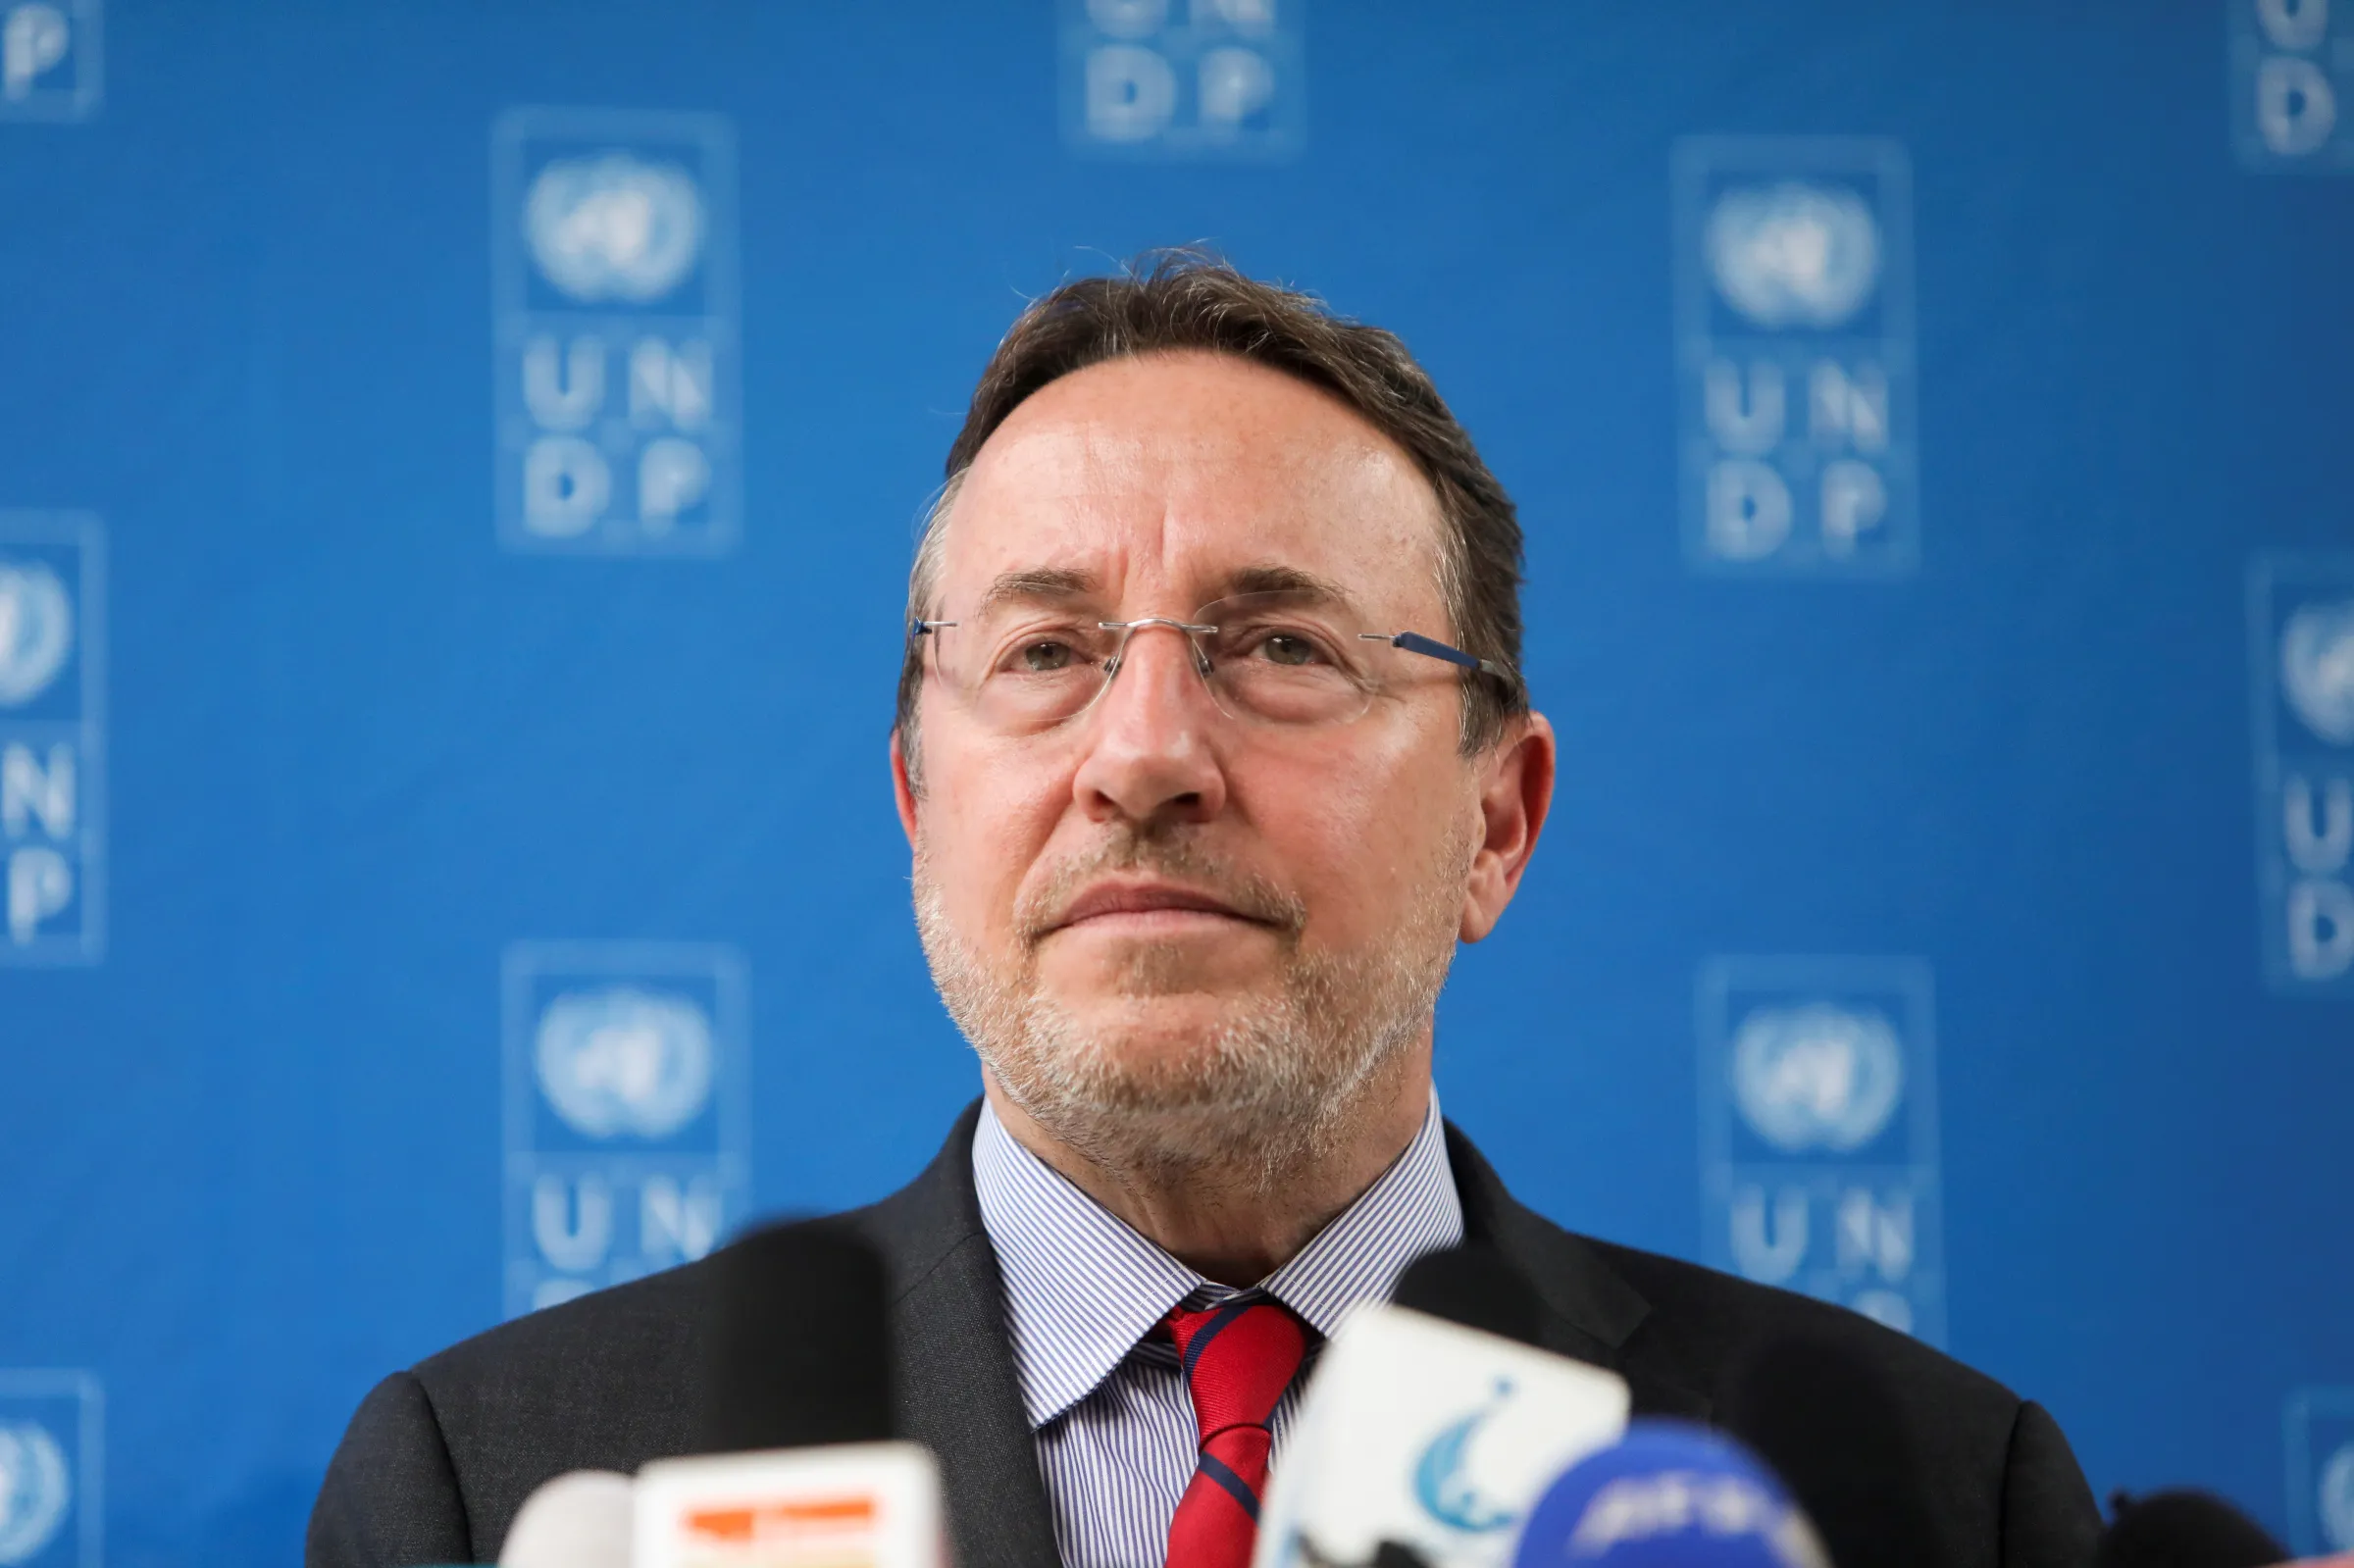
[1017,639,1080,673]
[1257,632,1322,667]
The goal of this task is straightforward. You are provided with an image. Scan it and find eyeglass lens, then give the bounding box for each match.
[924,591,1383,733]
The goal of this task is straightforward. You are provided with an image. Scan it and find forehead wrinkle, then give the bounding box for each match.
[948,357,1449,624]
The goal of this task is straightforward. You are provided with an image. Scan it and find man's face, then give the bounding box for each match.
[896,351,1541,1175]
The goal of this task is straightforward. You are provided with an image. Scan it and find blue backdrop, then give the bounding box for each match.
[2,2,2350,1563]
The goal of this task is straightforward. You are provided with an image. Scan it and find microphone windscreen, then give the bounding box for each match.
[1511,1420,1830,1568]
[1720,1332,1946,1568]
[1249,1300,1629,1568]
[2094,1490,2287,1568]
[498,1469,633,1568]
[1391,1243,1544,1348]
[697,1219,895,1453]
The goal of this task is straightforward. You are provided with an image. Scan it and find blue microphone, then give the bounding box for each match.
[1510,1421,1830,1568]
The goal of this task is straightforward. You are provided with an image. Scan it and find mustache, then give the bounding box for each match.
[1016,829,1308,948]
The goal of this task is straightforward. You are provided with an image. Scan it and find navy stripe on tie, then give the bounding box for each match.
[1194,1450,1260,1522]
[1180,1299,1254,1380]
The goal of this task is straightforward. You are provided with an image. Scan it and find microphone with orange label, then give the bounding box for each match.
[501,1221,949,1568]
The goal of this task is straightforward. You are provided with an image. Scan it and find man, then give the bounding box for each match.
[310,256,2099,1568]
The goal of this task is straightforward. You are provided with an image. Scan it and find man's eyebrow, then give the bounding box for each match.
[973,568,1099,616]
[1221,564,1361,609]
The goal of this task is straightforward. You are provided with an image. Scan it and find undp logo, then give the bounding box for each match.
[1706,182,1882,330]
[1730,1002,1905,1154]
[525,152,705,305]
[535,986,715,1140]
[2281,599,2354,746]
[0,561,71,708]
[0,1422,68,1566]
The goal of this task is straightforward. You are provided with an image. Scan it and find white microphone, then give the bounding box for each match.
[498,1469,634,1568]
[1253,1247,1630,1568]
[634,1442,947,1568]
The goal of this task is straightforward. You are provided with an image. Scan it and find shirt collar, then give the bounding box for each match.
[972,1089,1465,1430]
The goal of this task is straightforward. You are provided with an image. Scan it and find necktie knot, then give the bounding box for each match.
[1162,1296,1311,1568]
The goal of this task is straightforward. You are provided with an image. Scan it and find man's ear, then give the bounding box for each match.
[1459,711,1556,943]
[891,728,921,850]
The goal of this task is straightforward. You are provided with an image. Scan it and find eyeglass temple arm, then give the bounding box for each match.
[1361,630,1518,685]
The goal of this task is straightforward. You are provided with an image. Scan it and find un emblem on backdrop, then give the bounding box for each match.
[1704,183,1881,331]
[491,110,740,556]
[2287,1390,2354,1555]
[502,942,749,1317]
[1729,1002,1905,1155]
[0,1373,99,1568]
[0,514,102,966]
[1673,139,1918,576]
[0,562,71,708]
[2247,556,2354,994]
[2280,598,2354,745]
[535,986,716,1141]
[0,0,98,123]
[1061,0,1302,158]
[2231,0,2354,170]
[524,154,705,305]
[1699,957,1945,1343]
[0,1426,66,1565]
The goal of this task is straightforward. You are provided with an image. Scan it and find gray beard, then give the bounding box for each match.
[911,825,1466,1196]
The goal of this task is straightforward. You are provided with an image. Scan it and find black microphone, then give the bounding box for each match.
[612,1224,950,1563]
[2096,1489,2288,1568]
[695,1218,896,1452]
[1721,1331,1947,1568]
[1390,1241,1545,1347]
[505,1222,945,1568]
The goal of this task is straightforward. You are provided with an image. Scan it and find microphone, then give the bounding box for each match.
[1719,1332,1945,1568]
[1393,1243,1544,1348]
[1510,1419,1831,1568]
[2095,1490,2288,1568]
[630,1221,946,1568]
[696,1218,896,1450]
[636,1444,947,1568]
[1253,1245,1631,1568]
[497,1470,634,1568]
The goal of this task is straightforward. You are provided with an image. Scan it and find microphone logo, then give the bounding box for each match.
[0,1421,70,1566]
[1410,1379,1518,1537]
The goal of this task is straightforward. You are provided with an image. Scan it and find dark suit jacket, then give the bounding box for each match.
[309,1104,2099,1568]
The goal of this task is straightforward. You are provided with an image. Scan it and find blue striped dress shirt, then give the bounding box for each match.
[971,1093,1465,1568]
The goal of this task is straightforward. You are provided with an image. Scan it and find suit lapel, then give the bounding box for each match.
[1444,1123,1713,1425]
[845,1104,1711,1568]
[850,1103,1062,1568]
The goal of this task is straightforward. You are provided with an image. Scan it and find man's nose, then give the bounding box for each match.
[1069,624,1230,828]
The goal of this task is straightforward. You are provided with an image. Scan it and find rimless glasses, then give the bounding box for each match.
[909,589,1518,735]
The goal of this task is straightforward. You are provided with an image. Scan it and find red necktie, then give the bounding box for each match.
[1163,1297,1311,1568]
